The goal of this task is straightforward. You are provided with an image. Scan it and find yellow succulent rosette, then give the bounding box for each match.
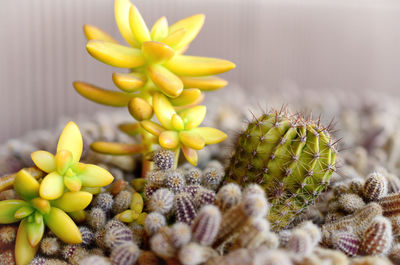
[0,169,92,265]
[30,122,114,200]
[140,92,227,166]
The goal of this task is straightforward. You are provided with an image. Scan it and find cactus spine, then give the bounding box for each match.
[226,110,337,231]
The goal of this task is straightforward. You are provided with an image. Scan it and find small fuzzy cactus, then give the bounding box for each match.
[145,212,166,236]
[87,207,107,231]
[79,226,95,246]
[232,218,270,249]
[226,110,337,231]
[378,192,400,217]
[286,229,314,256]
[165,171,186,193]
[80,255,111,265]
[215,183,242,212]
[170,222,192,248]
[104,226,134,249]
[153,149,175,170]
[92,193,114,213]
[363,172,388,201]
[178,242,218,265]
[175,192,197,225]
[332,231,361,257]
[149,188,174,214]
[39,236,61,256]
[110,242,139,265]
[146,170,166,187]
[0,225,17,244]
[202,167,224,190]
[360,216,392,255]
[338,193,365,213]
[112,190,132,214]
[193,188,216,209]
[191,205,221,246]
[150,232,176,259]
[185,168,203,185]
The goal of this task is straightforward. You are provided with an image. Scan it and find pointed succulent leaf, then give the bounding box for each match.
[191,127,227,144]
[153,92,177,129]
[80,186,101,195]
[165,55,236,76]
[140,120,166,136]
[161,28,187,49]
[128,97,153,121]
[74,81,135,107]
[51,191,93,212]
[112,72,146,92]
[180,105,206,129]
[119,122,141,136]
[15,219,39,265]
[31,151,56,173]
[83,24,118,43]
[78,164,114,187]
[13,169,40,200]
[170,88,202,106]
[14,206,35,219]
[142,41,175,64]
[115,0,140,47]
[118,210,138,223]
[26,217,44,247]
[129,5,151,43]
[131,192,144,213]
[64,174,82,192]
[159,131,180,149]
[171,114,185,131]
[168,14,205,50]
[68,210,86,223]
[43,207,82,244]
[148,65,183,98]
[151,16,169,41]
[0,200,28,224]
[179,131,205,150]
[87,40,145,68]
[91,141,144,155]
[39,172,64,200]
[180,76,228,91]
[55,150,73,175]
[57,121,83,163]
[181,145,198,166]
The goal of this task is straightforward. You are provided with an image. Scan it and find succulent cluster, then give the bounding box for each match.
[74,0,235,177]
[226,109,337,231]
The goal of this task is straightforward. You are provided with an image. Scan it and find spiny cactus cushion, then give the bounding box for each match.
[226,110,337,230]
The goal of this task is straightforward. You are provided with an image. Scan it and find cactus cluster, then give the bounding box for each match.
[226,109,337,231]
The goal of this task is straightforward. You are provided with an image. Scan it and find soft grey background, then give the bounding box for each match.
[1,0,400,144]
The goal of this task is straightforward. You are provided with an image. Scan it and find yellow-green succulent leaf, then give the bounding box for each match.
[51,191,93,212]
[159,131,180,149]
[171,114,185,131]
[68,209,86,223]
[74,81,135,107]
[131,178,147,192]
[129,5,151,44]
[153,92,177,129]
[34,211,43,224]
[0,200,28,224]
[118,210,138,223]
[136,212,147,225]
[119,122,141,136]
[31,198,51,215]
[91,141,144,155]
[142,41,175,64]
[170,88,202,106]
[30,151,56,173]
[128,97,153,121]
[161,28,187,49]
[181,145,198,166]
[43,207,82,244]
[165,55,236,76]
[69,162,86,176]
[180,76,228,91]
[63,174,82,192]
[79,164,114,187]
[115,0,140,48]
[57,121,83,163]
[87,40,145,68]
[148,65,183,98]
[26,217,44,247]
[168,14,205,50]
[13,170,40,200]
[83,24,118,43]
[140,120,166,136]
[55,150,73,176]
[14,206,34,219]
[112,72,146,92]
[150,16,168,41]
[179,131,205,150]
[180,105,206,130]
[130,192,144,213]
[191,127,227,144]
[39,172,64,200]
[15,219,39,265]
[175,44,189,55]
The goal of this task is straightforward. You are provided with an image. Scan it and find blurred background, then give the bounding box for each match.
[1,0,400,144]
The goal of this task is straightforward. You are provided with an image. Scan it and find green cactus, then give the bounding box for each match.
[226,110,337,231]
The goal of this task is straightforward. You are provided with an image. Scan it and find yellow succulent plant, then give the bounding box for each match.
[73,0,235,174]
[30,122,114,200]
[0,169,92,265]
[141,92,227,165]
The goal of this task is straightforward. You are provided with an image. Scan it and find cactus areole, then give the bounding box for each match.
[226,110,337,231]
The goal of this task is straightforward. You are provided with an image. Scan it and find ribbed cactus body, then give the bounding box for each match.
[227,111,337,231]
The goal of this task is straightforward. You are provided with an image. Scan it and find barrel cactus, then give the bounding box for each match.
[226,109,337,231]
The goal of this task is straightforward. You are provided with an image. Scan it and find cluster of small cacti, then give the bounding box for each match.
[73,0,235,178]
